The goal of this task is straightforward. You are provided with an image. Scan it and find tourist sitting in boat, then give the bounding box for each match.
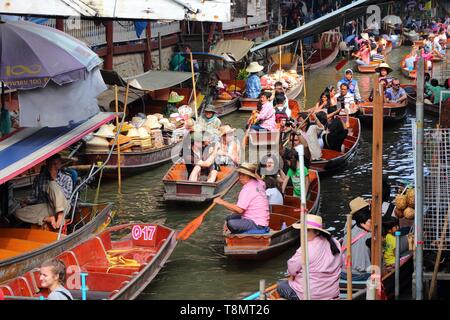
[164,91,184,118]
[337,69,362,102]
[264,176,283,206]
[274,94,291,120]
[215,125,240,167]
[336,83,358,115]
[322,117,348,153]
[352,41,371,66]
[323,85,342,118]
[214,163,270,234]
[313,92,330,114]
[277,214,342,300]
[15,154,72,229]
[250,91,276,131]
[425,78,445,105]
[274,81,289,109]
[258,153,287,187]
[385,79,407,104]
[439,28,447,49]
[197,104,222,141]
[301,111,327,161]
[245,62,264,99]
[188,132,220,183]
[40,259,73,300]
[431,32,445,57]
[341,197,372,281]
[281,149,310,197]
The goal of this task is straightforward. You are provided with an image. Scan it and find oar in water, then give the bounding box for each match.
[176,178,239,241]
[335,58,348,71]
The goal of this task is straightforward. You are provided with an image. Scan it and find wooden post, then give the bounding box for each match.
[346,214,353,300]
[278,25,282,81]
[105,21,114,70]
[300,40,307,104]
[114,85,122,192]
[158,32,163,71]
[371,75,384,300]
[189,52,198,119]
[144,21,153,72]
[55,18,64,31]
[259,279,266,300]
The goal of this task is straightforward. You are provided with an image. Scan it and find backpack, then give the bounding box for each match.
[275,106,288,122]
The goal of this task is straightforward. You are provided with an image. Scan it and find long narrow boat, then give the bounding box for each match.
[0,113,117,284]
[211,79,246,118]
[303,31,341,70]
[223,170,320,260]
[309,116,360,174]
[75,137,183,177]
[0,223,177,300]
[357,61,380,73]
[358,99,408,122]
[239,78,304,112]
[162,163,238,202]
[402,84,440,116]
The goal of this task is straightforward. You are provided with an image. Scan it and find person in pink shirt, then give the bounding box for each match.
[277,214,343,300]
[353,41,371,66]
[214,163,270,233]
[251,91,276,131]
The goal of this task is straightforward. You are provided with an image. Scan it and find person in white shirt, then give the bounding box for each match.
[264,176,283,205]
[335,83,357,115]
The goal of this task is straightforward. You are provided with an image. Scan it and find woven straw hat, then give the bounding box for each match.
[204,104,217,113]
[219,125,235,137]
[126,127,140,138]
[168,91,184,103]
[293,214,330,235]
[375,62,393,74]
[246,61,264,73]
[349,197,370,215]
[236,163,259,179]
[94,125,115,138]
[137,127,150,139]
[86,136,110,147]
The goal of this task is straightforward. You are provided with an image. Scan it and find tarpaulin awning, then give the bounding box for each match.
[251,0,392,52]
[100,70,193,91]
[0,0,231,22]
[0,112,115,185]
[180,39,254,62]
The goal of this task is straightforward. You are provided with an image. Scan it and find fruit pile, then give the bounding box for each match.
[394,188,415,220]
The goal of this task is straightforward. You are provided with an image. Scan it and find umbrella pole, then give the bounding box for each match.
[190,52,198,120]
[114,85,122,193]
[300,40,307,109]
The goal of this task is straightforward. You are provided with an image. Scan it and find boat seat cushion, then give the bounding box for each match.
[240,226,271,234]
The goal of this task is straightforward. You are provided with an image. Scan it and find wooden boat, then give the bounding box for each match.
[358,99,408,122]
[402,84,440,116]
[223,170,320,260]
[303,31,341,70]
[239,78,304,112]
[162,163,238,202]
[357,61,380,73]
[0,223,177,300]
[248,130,281,148]
[0,203,113,284]
[211,79,245,118]
[309,116,360,174]
[75,137,183,178]
[384,40,393,55]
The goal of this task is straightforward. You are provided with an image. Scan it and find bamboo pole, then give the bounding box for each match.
[114,85,122,192]
[371,75,384,300]
[189,52,198,120]
[300,40,307,106]
[346,214,353,300]
[295,144,310,300]
[278,24,282,81]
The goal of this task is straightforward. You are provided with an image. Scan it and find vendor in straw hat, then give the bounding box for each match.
[277,214,342,300]
[245,61,264,99]
[215,125,240,166]
[213,163,270,234]
[340,197,372,282]
[164,91,184,118]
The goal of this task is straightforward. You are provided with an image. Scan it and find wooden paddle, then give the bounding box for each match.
[176,178,239,241]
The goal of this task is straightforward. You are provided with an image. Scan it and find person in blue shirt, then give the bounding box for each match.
[385,78,407,104]
[337,69,361,102]
[245,62,264,99]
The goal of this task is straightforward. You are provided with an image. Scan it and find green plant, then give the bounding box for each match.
[236,68,249,80]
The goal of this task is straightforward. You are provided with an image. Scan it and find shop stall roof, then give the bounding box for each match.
[181,39,254,62]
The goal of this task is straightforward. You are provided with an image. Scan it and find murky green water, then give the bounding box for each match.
[92,46,440,299]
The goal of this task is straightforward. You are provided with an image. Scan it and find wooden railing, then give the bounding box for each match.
[42,19,180,48]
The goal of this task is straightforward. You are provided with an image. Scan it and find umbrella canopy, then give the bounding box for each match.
[382,15,402,25]
[0,20,102,90]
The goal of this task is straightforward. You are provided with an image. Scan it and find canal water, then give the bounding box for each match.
[93,46,440,299]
